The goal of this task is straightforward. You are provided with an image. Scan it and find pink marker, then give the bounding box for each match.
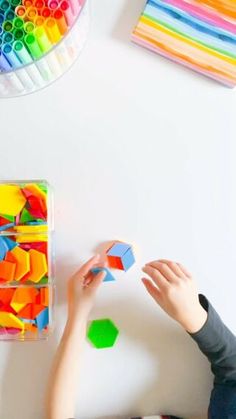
[60,0,74,26]
[48,0,58,10]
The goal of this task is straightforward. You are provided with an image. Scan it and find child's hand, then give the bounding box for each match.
[142,259,207,333]
[67,255,106,322]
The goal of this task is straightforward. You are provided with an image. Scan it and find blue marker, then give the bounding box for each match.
[2,43,21,68]
[0,51,11,71]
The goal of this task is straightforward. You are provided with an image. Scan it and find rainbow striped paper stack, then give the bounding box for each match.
[132,0,236,87]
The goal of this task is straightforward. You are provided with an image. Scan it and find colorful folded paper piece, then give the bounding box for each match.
[87,318,119,349]
[132,0,236,87]
[91,267,115,282]
[106,242,135,271]
[0,286,50,335]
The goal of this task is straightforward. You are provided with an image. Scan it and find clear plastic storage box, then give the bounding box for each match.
[0,180,54,340]
[0,0,89,97]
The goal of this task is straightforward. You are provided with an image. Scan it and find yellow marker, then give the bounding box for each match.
[0,312,24,329]
[0,184,26,216]
[45,17,61,43]
[11,246,30,281]
[28,249,47,283]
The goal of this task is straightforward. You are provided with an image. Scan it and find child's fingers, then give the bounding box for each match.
[157,260,186,279]
[142,278,162,304]
[177,263,192,278]
[88,271,106,290]
[73,255,101,281]
[147,261,179,283]
[142,265,169,290]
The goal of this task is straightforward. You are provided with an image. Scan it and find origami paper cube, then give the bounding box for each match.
[106,243,135,271]
[132,0,236,87]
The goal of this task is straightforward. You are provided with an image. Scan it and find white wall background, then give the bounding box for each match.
[0,0,236,418]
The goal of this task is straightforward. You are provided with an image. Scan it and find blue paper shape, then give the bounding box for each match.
[0,237,9,260]
[107,243,131,257]
[19,318,35,324]
[0,223,14,232]
[121,248,135,271]
[35,307,49,331]
[91,267,115,282]
[2,237,18,251]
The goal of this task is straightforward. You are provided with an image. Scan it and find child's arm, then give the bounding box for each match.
[46,255,105,419]
[142,259,236,385]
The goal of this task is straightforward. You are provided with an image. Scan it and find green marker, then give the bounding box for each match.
[34,26,52,53]
[5,9,15,20]
[13,28,24,40]
[13,16,24,29]
[3,20,13,32]
[24,21,35,33]
[9,0,21,6]
[2,31,13,43]
[0,0,10,12]
[13,40,32,64]
[24,33,43,59]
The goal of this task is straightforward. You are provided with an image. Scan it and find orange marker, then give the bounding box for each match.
[22,0,33,8]
[53,9,67,34]
[15,5,26,18]
[27,6,38,21]
[34,15,45,26]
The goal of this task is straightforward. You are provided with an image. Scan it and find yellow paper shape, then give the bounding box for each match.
[28,249,47,283]
[10,302,27,313]
[13,225,48,233]
[11,247,30,281]
[0,185,26,216]
[16,234,47,243]
[0,312,24,329]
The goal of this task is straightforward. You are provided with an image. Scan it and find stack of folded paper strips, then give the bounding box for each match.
[132,0,236,87]
[0,180,53,340]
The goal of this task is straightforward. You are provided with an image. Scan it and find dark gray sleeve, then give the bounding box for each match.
[190,294,236,385]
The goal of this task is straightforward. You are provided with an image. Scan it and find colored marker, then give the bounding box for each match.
[0,12,4,25]
[34,0,44,9]
[0,0,10,13]
[0,50,11,70]
[13,16,24,29]
[9,0,21,7]
[48,0,58,10]
[4,8,15,21]
[13,28,24,40]
[2,31,13,43]
[53,9,67,35]
[68,0,80,17]
[24,21,35,33]
[2,42,21,67]
[45,17,61,43]
[3,20,13,32]
[34,25,51,52]
[34,15,44,26]
[24,32,43,58]
[22,0,33,7]
[41,7,51,18]
[60,0,74,26]
[13,40,44,86]
[27,6,38,21]
[15,6,26,18]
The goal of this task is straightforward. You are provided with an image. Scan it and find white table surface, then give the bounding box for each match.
[0,1,236,418]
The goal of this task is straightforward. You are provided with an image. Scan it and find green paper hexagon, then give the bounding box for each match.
[87,318,119,349]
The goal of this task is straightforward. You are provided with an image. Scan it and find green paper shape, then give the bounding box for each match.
[20,208,35,224]
[87,318,119,349]
[0,213,15,222]
[38,183,48,194]
[37,276,48,285]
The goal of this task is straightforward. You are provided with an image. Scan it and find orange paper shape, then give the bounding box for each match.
[10,247,30,281]
[107,256,123,270]
[40,288,49,306]
[17,304,33,319]
[28,249,47,283]
[5,251,17,264]
[0,260,16,281]
[11,287,38,304]
[31,304,45,318]
[0,288,15,304]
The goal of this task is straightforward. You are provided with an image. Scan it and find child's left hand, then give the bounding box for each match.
[67,255,106,322]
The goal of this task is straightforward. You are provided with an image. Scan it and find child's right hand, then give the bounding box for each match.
[142,259,208,333]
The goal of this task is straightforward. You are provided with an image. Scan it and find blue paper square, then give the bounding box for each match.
[107,243,131,257]
[2,237,18,251]
[121,248,135,271]
[91,267,115,282]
